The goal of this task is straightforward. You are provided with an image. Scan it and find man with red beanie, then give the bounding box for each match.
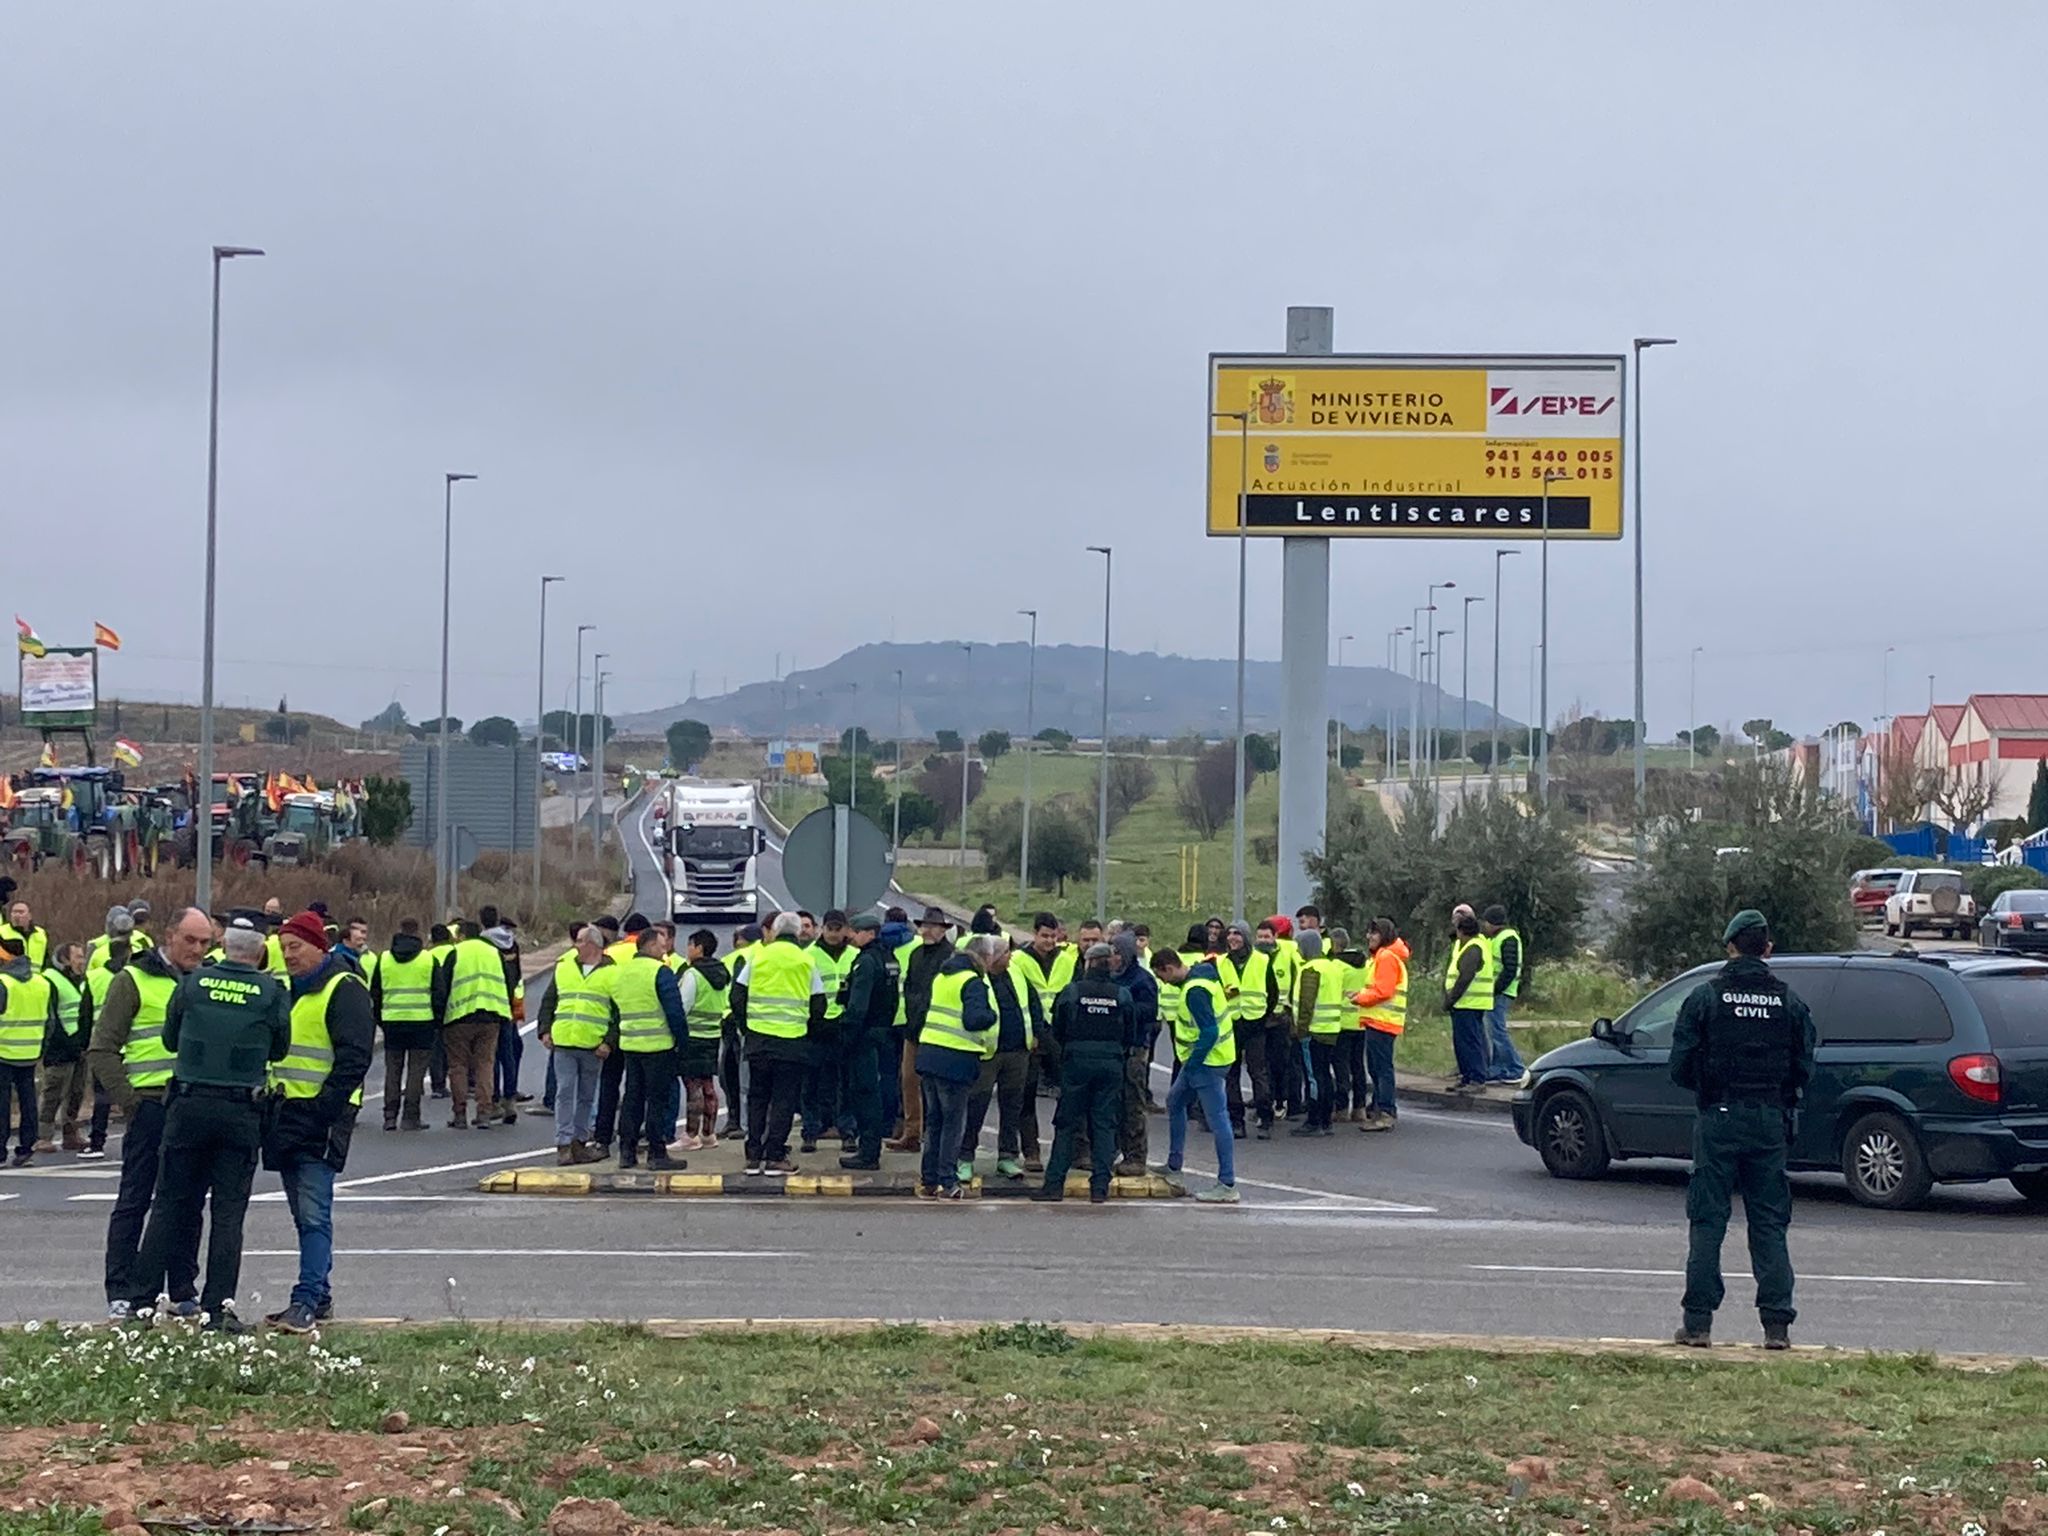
[264,910,372,1333]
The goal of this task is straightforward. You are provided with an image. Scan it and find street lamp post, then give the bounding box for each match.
[1528,642,1542,773]
[1384,627,1406,781]
[1538,471,1564,809]
[435,471,478,917]
[847,682,861,815]
[533,574,562,918]
[1088,545,1113,922]
[1631,337,1677,855]
[1688,645,1704,769]
[571,624,594,866]
[1433,627,1453,795]
[590,651,608,870]
[1460,596,1483,779]
[1333,633,1354,779]
[892,668,905,859]
[195,243,264,916]
[1018,608,1038,908]
[1490,549,1519,794]
[1416,582,1454,784]
[958,643,973,902]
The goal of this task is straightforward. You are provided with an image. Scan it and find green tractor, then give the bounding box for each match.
[2,769,136,878]
[1,788,78,872]
[264,792,337,867]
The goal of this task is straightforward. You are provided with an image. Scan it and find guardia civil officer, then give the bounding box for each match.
[121,918,290,1331]
[1668,909,1816,1350]
[1032,942,1133,1204]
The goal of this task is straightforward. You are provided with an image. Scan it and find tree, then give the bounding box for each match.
[666,719,713,769]
[469,715,520,749]
[914,754,984,836]
[819,752,887,810]
[1307,790,1588,993]
[1929,763,1998,833]
[1243,733,1280,775]
[935,729,963,753]
[359,775,413,845]
[415,716,463,739]
[977,729,1012,760]
[1741,717,1773,746]
[1035,727,1075,750]
[1176,741,1250,839]
[1874,735,1927,831]
[1466,741,1500,768]
[540,711,616,754]
[1105,754,1156,825]
[1165,731,1206,759]
[360,701,408,734]
[1682,724,1722,757]
[2028,761,2048,833]
[975,796,1094,895]
[1612,802,1859,978]
[261,714,309,744]
[891,788,943,843]
[836,725,874,756]
[1338,743,1366,770]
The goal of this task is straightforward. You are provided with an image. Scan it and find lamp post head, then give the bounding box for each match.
[1497,547,1522,560]
[446,472,477,485]
[213,246,264,260]
[1087,545,1110,556]
[541,574,564,586]
[1543,469,1567,485]
[577,623,595,635]
[1633,336,1678,350]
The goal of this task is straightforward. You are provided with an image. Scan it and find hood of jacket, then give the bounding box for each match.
[1377,937,1411,964]
[483,925,518,952]
[387,932,424,963]
[691,955,732,989]
[878,921,913,949]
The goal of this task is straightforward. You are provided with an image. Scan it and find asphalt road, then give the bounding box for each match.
[5,795,2045,1352]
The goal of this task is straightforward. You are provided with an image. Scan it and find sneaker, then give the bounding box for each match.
[60,1135,87,1153]
[570,1142,605,1165]
[915,1184,940,1200]
[1148,1163,1186,1191]
[799,1139,819,1155]
[1254,1126,1271,1141]
[1289,1122,1322,1138]
[270,1303,319,1335]
[699,1133,719,1150]
[1194,1183,1241,1204]
[939,1184,966,1200]
[556,1146,575,1167]
[8,1149,32,1168]
[1763,1322,1791,1351]
[1672,1322,1712,1348]
[745,1161,766,1176]
[646,1153,683,1171]
[762,1159,796,1176]
[1022,1156,1044,1174]
[618,1150,639,1170]
[1358,1113,1395,1134]
[995,1158,1024,1179]
[76,1148,107,1161]
[588,1143,611,1160]
[204,1310,252,1336]
[166,1298,203,1321]
[106,1299,132,1322]
[314,1298,334,1323]
[1318,1125,1337,1137]
[678,1134,703,1151]
[884,1136,921,1153]
[512,1092,535,1102]
[1111,1160,1147,1178]
[955,1160,975,1186]
[32,1139,57,1154]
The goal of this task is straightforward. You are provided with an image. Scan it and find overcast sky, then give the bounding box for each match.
[4,3,2038,740]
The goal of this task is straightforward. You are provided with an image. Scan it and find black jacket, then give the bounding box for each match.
[843,941,900,1034]
[265,960,375,1172]
[899,939,954,1035]
[370,931,437,1049]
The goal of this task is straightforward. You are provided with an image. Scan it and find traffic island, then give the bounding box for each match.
[477,1166,1185,1198]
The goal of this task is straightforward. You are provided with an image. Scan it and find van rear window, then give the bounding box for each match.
[1963,976,2048,1047]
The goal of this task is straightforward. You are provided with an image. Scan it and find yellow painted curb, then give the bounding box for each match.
[786,1174,853,1196]
[661,1173,726,1197]
[510,1169,594,1194]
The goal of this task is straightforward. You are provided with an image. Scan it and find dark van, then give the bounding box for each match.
[1511,952,2048,1209]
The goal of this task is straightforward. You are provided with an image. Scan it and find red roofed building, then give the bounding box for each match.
[1941,695,2048,823]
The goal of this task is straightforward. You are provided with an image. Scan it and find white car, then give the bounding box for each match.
[1882,868,1977,940]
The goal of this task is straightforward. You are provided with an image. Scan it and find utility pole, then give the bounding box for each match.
[1461,595,1483,784]
[958,643,973,903]
[1490,549,1519,795]
[435,471,477,917]
[1017,609,1038,908]
[571,624,593,867]
[590,651,608,870]
[892,668,905,860]
[1089,545,1113,923]
[1631,337,1677,858]
[1538,471,1564,809]
[533,574,562,918]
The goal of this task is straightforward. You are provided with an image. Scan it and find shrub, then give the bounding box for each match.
[1969,863,2046,907]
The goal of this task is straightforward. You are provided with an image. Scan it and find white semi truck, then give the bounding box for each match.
[662,778,767,921]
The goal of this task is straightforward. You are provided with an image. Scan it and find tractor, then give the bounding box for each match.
[23,768,134,878]
[264,792,337,867]
[1,789,76,872]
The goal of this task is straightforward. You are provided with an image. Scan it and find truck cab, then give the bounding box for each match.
[664,779,766,921]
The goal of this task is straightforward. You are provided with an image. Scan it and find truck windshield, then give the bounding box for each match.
[673,826,752,860]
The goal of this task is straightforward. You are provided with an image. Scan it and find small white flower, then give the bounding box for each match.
[1269,1516,1290,1529]
[1002,1392,1018,1403]
[520,1357,536,1373]
[1464,1374,1479,1388]
[1898,1475,1917,1490]
[1963,1522,1987,1536]
[22,1320,41,1334]
[1345,1482,1366,1498]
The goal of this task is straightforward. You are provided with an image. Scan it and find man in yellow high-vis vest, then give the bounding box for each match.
[371,919,440,1131]
[535,921,618,1164]
[1443,909,1497,1091]
[730,911,823,1174]
[265,910,374,1333]
[0,930,57,1167]
[913,934,1000,1198]
[89,906,212,1318]
[1148,946,1241,1203]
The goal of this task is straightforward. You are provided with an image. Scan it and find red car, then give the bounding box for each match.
[1850,867,1907,923]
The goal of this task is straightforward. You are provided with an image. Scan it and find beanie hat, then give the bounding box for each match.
[279,910,332,952]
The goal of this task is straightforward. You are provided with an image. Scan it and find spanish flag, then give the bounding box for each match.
[93,623,121,652]
[15,618,44,659]
[113,738,143,767]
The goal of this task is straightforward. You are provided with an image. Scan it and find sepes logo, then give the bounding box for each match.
[1485,368,1625,439]
[1488,386,1616,420]
[1250,374,1295,426]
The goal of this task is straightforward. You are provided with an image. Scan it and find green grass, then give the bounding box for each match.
[0,1323,2042,1536]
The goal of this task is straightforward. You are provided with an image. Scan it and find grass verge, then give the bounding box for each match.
[1,1321,2044,1535]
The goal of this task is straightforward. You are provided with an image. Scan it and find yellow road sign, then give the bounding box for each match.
[1208,354,1625,540]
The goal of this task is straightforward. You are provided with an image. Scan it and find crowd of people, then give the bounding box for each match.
[0,881,1536,1330]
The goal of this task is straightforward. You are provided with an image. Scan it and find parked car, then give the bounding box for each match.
[1849,867,1907,924]
[1979,890,2048,954]
[1510,952,2048,1210]
[1884,868,1977,939]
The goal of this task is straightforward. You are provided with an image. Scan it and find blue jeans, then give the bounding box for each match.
[1451,1008,1490,1086]
[552,1047,604,1146]
[1486,996,1525,1080]
[494,1018,524,1101]
[279,1158,336,1313]
[1365,1028,1398,1117]
[919,1074,973,1190]
[1165,1061,1235,1186]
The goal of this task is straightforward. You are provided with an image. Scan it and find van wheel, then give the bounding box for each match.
[1841,1111,1932,1209]
[1535,1089,1610,1180]
[2010,1172,2048,1207]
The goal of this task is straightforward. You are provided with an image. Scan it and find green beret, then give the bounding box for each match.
[850,913,881,932]
[1722,909,1768,943]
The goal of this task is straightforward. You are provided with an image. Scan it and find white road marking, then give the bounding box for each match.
[1469,1264,2023,1288]
[245,1148,545,1199]
[242,1247,806,1260]
[0,1165,120,1178]
[0,1192,17,1202]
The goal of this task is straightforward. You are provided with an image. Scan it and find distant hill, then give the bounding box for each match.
[618,642,1519,742]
